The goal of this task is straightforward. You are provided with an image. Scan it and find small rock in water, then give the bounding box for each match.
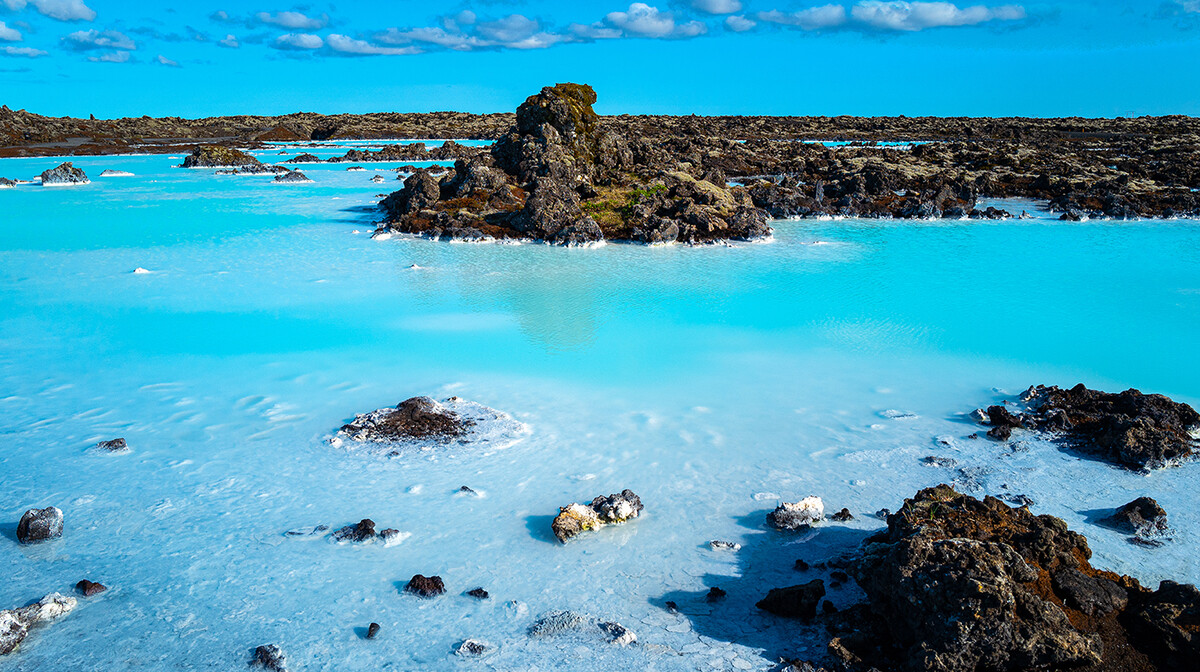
[1100,497,1169,540]
[767,497,824,531]
[132,267,152,274]
[1001,494,1036,507]
[881,409,919,420]
[551,489,643,542]
[378,529,409,547]
[0,593,77,655]
[252,644,287,671]
[332,519,377,543]
[455,639,495,657]
[709,539,741,551]
[40,162,89,186]
[706,587,727,602]
[969,408,990,423]
[875,508,891,519]
[921,455,957,468]
[599,621,637,646]
[829,508,854,522]
[664,601,678,612]
[366,622,380,639]
[74,580,106,597]
[466,587,489,600]
[756,580,826,619]
[405,574,445,598]
[794,559,810,571]
[17,507,63,544]
[273,170,312,183]
[528,610,590,637]
[98,169,134,177]
[95,438,128,453]
[284,524,328,538]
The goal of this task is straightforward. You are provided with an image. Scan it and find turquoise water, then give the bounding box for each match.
[2,152,1199,670]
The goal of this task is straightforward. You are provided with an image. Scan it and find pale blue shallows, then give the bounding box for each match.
[2,148,1199,670]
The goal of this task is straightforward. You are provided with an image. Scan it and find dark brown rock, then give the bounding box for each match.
[405,574,445,598]
[756,580,825,619]
[74,580,106,597]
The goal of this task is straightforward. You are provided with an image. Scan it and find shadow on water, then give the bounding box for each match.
[0,522,19,543]
[651,510,873,664]
[524,514,560,546]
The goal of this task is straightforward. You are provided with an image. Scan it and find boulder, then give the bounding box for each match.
[404,574,445,598]
[0,593,77,655]
[74,580,107,597]
[1123,581,1200,672]
[40,162,88,186]
[17,507,63,544]
[551,490,643,543]
[1100,497,1169,537]
[756,580,826,619]
[252,644,287,671]
[767,497,824,531]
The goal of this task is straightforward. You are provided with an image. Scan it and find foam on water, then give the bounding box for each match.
[1,152,1199,670]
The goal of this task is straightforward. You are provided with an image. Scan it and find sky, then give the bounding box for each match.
[1,1,1199,119]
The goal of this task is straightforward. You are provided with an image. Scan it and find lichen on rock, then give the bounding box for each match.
[551,489,643,542]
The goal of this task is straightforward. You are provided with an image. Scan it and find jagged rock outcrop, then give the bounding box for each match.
[273,170,312,183]
[181,145,260,168]
[551,489,643,542]
[40,162,88,186]
[378,83,773,245]
[978,384,1199,469]
[820,485,1199,672]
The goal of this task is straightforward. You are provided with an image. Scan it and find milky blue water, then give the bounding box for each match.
[2,150,1199,670]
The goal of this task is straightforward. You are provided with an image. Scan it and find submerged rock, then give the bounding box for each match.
[0,177,14,188]
[551,489,643,542]
[40,162,88,186]
[466,587,489,600]
[74,580,106,597]
[98,169,134,177]
[756,580,825,619]
[0,593,77,655]
[454,638,495,657]
[95,438,128,453]
[528,610,590,637]
[404,574,445,598]
[17,507,63,544]
[252,644,287,671]
[767,497,824,531]
[709,539,742,552]
[182,145,260,168]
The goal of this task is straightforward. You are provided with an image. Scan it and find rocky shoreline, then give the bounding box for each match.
[4,87,1197,220]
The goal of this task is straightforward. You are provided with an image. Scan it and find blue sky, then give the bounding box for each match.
[1,1,1199,118]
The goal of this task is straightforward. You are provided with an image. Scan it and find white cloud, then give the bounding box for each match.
[272,32,323,50]
[2,45,46,56]
[724,15,756,32]
[256,10,328,30]
[0,1,26,11]
[326,33,420,55]
[475,14,540,43]
[0,20,20,41]
[377,26,487,50]
[155,54,179,67]
[604,3,708,38]
[1177,0,1200,12]
[217,33,238,48]
[691,0,742,13]
[850,2,1025,31]
[64,28,135,51]
[568,22,623,40]
[31,0,95,21]
[88,50,129,63]
[757,5,849,30]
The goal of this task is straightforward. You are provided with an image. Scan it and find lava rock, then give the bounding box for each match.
[454,638,495,657]
[366,622,380,639]
[598,621,636,646]
[830,508,854,522]
[709,540,741,551]
[404,574,445,598]
[17,507,63,544]
[331,519,376,543]
[551,489,643,543]
[767,497,824,530]
[466,588,489,600]
[182,145,261,168]
[528,610,590,637]
[706,587,727,602]
[0,593,76,655]
[756,580,826,619]
[339,396,469,443]
[1100,497,1169,537]
[1123,580,1200,672]
[1052,568,1128,616]
[273,170,312,183]
[95,438,128,452]
[40,162,88,185]
[74,580,106,597]
[252,644,287,671]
